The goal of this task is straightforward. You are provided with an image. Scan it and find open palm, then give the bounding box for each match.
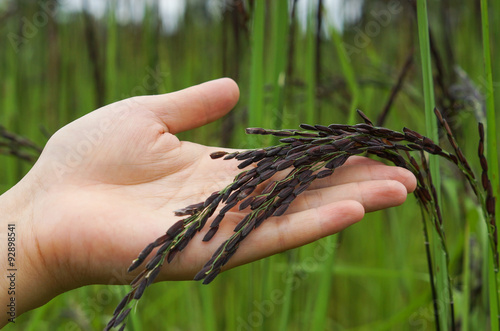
[24,78,415,298]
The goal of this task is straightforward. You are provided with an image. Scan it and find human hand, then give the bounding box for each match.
[0,78,416,322]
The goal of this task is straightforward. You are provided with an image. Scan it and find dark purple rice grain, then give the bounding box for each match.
[130,269,147,288]
[114,308,132,327]
[145,254,162,270]
[157,241,171,255]
[403,127,423,140]
[482,172,490,192]
[316,169,334,179]
[246,127,268,135]
[266,146,282,156]
[287,144,309,155]
[300,123,316,131]
[194,265,212,281]
[314,125,333,134]
[487,196,496,216]
[241,219,256,237]
[133,280,147,300]
[225,190,240,205]
[274,159,295,170]
[239,196,254,211]
[235,150,254,160]
[227,234,242,251]
[137,243,156,261]
[259,169,276,181]
[203,226,220,242]
[146,267,162,286]
[203,192,220,208]
[256,160,273,172]
[223,152,238,160]
[237,186,256,199]
[279,137,298,143]
[293,157,312,168]
[176,237,190,251]
[306,146,323,155]
[238,158,254,169]
[273,203,290,216]
[294,182,311,196]
[356,109,374,126]
[209,195,224,210]
[251,195,268,210]
[113,293,132,316]
[210,215,224,228]
[278,187,294,199]
[128,258,144,273]
[167,220,185,238]
[166,249,179,263]
[202,268,221,285]
[233,215,250,232]
[407,143,423,151]
[210,151,228,159]
[271,130,295,137]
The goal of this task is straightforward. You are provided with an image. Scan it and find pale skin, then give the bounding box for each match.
[0,78,416,327]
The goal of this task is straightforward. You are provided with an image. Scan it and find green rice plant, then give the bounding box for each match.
[416,1,452,329]
[106,109,497,330]
[270,0,289,129]
[479,0,500,328]
[330,27,359,125]
[248,0,265,132]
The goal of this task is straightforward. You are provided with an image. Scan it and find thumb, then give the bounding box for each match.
[135,78,240,134]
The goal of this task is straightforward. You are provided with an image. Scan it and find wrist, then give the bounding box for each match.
[0,173,58,326]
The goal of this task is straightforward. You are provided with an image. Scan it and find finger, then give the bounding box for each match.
[309,163,417,192]
[136,78,240,134]
[286,179,409,214]
[226,200,364,267]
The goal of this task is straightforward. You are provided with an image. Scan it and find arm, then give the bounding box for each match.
[0,78,416,327]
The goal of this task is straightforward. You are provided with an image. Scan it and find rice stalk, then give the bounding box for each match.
[479,0,500,328]
[106,109,496,330]
[416,1,452,329]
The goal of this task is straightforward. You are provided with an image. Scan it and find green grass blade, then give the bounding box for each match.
[479,0,500,329]
[304,2,316,124]
[270,0,289,128]
[248,0,266,131]
[416,1,452,330]
[330,27,359,125]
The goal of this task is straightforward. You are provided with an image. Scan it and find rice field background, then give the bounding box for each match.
[1,0,499,330]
